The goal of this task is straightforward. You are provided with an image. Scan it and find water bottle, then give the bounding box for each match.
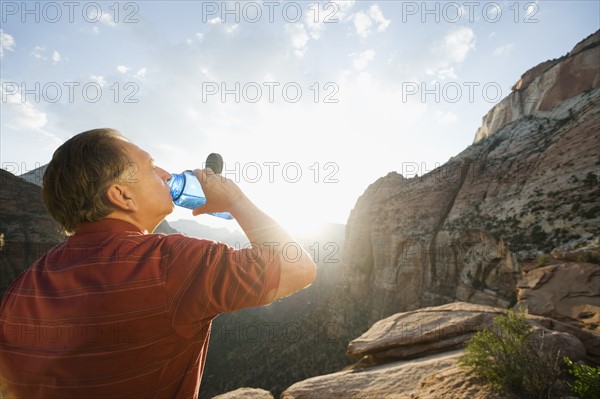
[167,154,233,220]
[168,171,233,220]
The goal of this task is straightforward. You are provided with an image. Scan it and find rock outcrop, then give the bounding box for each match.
[282,302,596,399]
[211,388,274,399]
[330,30,600,338]
[0,170,64,296]
[475,30,600,142]
[517,261,600,332]
[345,302,595,363]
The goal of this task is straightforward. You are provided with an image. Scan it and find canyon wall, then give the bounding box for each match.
[331,31,600,334]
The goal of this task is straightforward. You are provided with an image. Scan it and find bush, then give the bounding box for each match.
[536,254,550,267]
[460,310,561,398]
[564,357,600,399]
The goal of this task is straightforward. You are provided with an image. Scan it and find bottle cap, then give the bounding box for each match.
[206,153,223,174]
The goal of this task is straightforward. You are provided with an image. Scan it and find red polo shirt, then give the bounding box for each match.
[0,218,281,398]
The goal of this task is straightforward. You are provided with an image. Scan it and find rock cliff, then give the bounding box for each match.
[474,30,600,142]
[0,169,64,295]
[330,30,600,337]
[516,257,600,331]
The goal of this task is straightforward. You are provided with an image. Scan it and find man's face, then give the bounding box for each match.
[119,140,174,231]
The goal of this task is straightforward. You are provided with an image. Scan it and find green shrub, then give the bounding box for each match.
[564,357,600,399]
[536,254,550,267]
[460,309,561,398]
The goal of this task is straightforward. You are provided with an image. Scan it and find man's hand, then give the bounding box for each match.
[191,167,317,302]
[191,168,245,217]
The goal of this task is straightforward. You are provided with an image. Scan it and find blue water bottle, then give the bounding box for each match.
[167,153,233,220]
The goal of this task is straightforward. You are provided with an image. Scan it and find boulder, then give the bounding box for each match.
[281,351,465,399]
[347,302,593,363]
[347,302,502,360]
[211,387,274,399]
[517,262,600,332]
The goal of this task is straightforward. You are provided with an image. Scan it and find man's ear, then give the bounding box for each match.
[106,184,138,212]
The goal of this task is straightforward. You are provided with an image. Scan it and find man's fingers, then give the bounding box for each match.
[193,168,215,182]
[192,205,206,216]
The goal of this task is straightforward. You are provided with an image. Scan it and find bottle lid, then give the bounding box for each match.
[206,153,223,174]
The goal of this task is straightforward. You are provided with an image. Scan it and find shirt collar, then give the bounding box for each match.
[74,218,145,236]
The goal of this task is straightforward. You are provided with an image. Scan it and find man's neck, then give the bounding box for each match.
[104,211,157,234]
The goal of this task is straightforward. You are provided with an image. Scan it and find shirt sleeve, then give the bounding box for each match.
[163,235,281,336]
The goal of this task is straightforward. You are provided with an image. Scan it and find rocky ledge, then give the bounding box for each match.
[279,302,598,399]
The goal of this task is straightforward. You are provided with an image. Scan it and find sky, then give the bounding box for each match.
[1,0,599,236]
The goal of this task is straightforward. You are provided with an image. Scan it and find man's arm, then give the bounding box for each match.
[192,168,317,302]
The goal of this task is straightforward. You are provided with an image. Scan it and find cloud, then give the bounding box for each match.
[436,110,458,124]
[353,11,372,38]
[0,29,15,58]
[285,23,309,57]
[304,1,356,39]
[352,49,375,71]
[387,27,476,83]
[304,3,325,39]
[117,65,130,73]
[135,67,147,79]
[52,51,61,65]
[493,43,514,56]
[89,75,106,87]
[436,67,457,80]
[225,24,239,34]
[31,46,46,60]
[353,4,390,38]
[332,0,356,20]
[441,26,475,63]
[427,27,475,80]
[368,4,391,32]
[99,13,116,27]
[1,83,48,130]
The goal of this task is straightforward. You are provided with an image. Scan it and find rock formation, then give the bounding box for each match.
[475,30,600,142]
[0,170,64,296]
[330,30,600,338]
[281,302,598,399]
[212,388,274,399]
[517,260,600,331]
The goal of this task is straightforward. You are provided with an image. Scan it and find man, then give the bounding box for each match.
[0,128,316,398]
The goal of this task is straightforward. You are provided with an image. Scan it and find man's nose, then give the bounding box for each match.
[158,168,172,181]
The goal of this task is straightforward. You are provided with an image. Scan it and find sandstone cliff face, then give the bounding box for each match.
[475,30,600,142]
[332,30,600,334]
[0,170,64,296]
[517,259,600,332]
